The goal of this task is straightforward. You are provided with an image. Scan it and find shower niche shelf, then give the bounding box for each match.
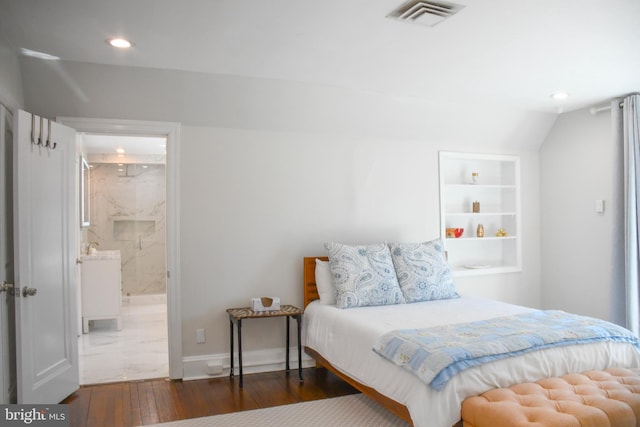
[112,218,157,241]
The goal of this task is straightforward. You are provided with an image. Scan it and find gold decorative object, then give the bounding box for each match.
[472,201,480,213]
[496,228,508,237]
[477,224,484,237]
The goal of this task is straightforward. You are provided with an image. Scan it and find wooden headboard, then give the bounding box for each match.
[303,256,328,307]
[301,256,414,425]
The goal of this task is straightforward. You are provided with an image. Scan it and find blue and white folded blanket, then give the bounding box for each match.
[373,310,640,390]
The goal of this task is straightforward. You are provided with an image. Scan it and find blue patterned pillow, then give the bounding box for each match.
[325,242,405,309]
[388,239,458,303]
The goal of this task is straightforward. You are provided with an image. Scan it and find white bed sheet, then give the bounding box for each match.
[304,295,640,427]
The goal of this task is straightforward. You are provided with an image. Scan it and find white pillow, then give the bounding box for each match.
[388,239,458,303]
[325,242,405,309]
[315,259,336,305]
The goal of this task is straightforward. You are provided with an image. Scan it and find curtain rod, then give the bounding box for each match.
[590,101,625,115]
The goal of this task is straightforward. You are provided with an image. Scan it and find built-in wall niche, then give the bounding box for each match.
[117,163,151,178]
[113,219,157,242]
[439,151,522,276]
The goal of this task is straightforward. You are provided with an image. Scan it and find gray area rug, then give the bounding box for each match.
[144,394,410,426]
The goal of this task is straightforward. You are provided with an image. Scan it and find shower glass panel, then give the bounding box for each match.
[88,162,167,296]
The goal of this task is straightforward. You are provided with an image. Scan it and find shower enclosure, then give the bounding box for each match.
[87,161,166,297]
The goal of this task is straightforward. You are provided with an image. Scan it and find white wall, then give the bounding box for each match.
[539,106,625,325]
[179,126,543,360]
[19,58,554,149]
[15,57,554,376]
[0,39,24,111]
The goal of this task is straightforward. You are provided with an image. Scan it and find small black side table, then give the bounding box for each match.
[226,304,304,388]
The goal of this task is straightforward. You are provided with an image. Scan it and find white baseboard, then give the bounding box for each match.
[182,347,316,381]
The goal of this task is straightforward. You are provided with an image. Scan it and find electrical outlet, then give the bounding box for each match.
[196,328,205,344]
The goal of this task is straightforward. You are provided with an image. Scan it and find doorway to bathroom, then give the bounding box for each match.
[78,133,168,385]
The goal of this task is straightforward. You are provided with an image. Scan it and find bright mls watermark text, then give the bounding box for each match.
[1,405,69,426]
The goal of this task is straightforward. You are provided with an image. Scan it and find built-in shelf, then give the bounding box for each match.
[112,218,157,241]
[439,151,522,276]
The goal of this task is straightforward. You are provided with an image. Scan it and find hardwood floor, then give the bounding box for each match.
[62,368,359,427]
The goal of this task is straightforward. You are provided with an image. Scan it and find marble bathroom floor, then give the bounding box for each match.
[78,296,169,385]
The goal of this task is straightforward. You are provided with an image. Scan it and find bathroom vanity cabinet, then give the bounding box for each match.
[80,250,122,333]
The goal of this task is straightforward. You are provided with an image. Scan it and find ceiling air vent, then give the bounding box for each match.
[387,0,465,27]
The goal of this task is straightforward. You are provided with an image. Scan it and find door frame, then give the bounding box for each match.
[0,105,15,403]
[57,117,183,380]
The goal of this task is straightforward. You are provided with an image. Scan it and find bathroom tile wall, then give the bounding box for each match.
[87,163,167,295]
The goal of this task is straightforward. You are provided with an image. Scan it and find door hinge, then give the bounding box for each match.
[0,281,14,293]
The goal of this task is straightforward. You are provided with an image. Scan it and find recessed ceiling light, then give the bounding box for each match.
[108,38,133,49]
[550,92,570,100]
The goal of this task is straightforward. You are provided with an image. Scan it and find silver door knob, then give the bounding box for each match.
[22,287,37,297]
[0,281,13,293]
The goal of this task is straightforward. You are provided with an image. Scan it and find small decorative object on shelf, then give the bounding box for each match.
[477,224,484,237]
[496,228,508,237]
[472,201,480,213]
[471,172,479,184]
[446,228,464,238]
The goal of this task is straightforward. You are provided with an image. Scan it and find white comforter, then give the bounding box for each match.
[304,296,640,427]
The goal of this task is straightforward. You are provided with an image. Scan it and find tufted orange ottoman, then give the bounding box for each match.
[461,368,640,427]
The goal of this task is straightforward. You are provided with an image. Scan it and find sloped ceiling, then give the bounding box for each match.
[1,0,638,116]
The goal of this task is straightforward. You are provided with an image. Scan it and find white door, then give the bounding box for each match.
[0,106,16,404]
[13,110,79,403]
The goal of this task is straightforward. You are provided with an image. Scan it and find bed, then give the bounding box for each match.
[302,255,640,427]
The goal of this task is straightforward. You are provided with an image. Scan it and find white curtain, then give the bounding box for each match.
[624,93,640,336]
